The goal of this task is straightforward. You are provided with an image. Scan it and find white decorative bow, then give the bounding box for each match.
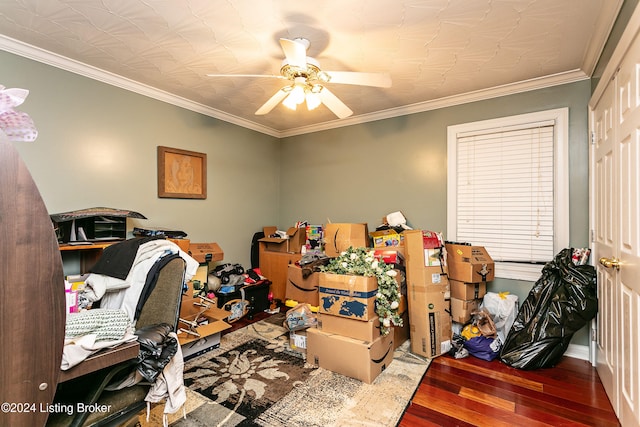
[0,85,38,142]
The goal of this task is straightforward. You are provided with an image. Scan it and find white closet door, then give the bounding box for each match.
[591,25,640,427]
[592,75,618,414]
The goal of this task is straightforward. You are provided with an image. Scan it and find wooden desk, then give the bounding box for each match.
[58,242,115,251]
[59,242,117,273]
[58,341,140,383]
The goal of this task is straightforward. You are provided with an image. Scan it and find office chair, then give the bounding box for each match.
[47,254,187,427]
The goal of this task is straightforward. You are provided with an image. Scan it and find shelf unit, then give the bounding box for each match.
[56,216,127,243]
[59,242,115,274]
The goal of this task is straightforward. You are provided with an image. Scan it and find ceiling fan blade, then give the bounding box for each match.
[324,71,392,88]
[319,87,353,119]
[279,38,307,69]
[206,73,285,79]
[255,88,289,115]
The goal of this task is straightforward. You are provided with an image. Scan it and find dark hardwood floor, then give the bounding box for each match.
[399,353,620,427]
[221,309,619,426]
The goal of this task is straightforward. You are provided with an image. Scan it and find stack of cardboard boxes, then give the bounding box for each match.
[404,230,452,359]
[403,231,496,360]
[273,222,496,382]
[445,243,494,325]
[307,270,395,384]
[297,223,408,384]
[370,229,410,350]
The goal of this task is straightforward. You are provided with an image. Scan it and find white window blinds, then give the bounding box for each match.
[455,122,555,264]
[448,108,569,282]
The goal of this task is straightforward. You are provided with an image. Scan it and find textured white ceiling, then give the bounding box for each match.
[0,0,623,137]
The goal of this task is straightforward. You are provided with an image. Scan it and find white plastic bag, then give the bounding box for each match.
[481,292,519,343]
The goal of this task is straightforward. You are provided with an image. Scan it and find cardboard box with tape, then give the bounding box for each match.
[189,242,224,264]
[306,327,395,384]
[323,223,369,257]
[286,264,319,306]
[318,272,378,321]
[445,243,495,282]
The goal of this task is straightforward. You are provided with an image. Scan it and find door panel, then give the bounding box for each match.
[592,29,640,426]
[615,45,640,424]
[592,78,618,409]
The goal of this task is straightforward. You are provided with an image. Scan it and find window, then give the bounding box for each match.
[447,108,569,281]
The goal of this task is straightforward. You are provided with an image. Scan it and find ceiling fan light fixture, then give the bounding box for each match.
[317,71,331,83]
[306,92,321,110]
[282,93,299,110]
[253,38,390,118]
[289,84,306,105]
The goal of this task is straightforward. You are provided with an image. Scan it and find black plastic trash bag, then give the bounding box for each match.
[499,248,597,370]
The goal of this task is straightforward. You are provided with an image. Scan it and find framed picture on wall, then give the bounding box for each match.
[157,146,207,199]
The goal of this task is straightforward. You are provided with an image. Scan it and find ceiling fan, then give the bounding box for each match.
[207,38,392,119]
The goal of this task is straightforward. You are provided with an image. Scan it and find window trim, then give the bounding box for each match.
[447,108,569,282]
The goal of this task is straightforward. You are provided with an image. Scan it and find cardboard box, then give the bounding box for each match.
[317,312,381,342]
[406,263,447,289]
[405,228,450,318]
[286,265,320,306]
[405,231,452,358]
[405,283,452,359]
[289,329,307,354]
[189,242,224,263]
[318,273,378,321]
[306,327,395,384]
[169,238,190,252]
[177,304,231,360]
[369,229,404,248]
[259,226,307,253]
[180,333,224,360]
[404,230,447,273]
[450,297,481,324]
[445,243,495,282]
[449,279,487,301]
[324,223,369,257]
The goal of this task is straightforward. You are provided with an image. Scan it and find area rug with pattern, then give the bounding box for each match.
[183,337,313,425]
[138,314,430,427]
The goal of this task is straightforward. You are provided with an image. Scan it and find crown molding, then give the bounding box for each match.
[1,34,589,139]
[279,70,590,137]
[0,35,282,137]
[581,0,624,77]
[591,1,640,108]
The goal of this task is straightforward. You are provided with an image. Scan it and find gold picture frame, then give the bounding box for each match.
[157,146,207,199]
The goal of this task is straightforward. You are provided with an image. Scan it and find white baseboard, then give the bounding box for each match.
[564,343,590,361]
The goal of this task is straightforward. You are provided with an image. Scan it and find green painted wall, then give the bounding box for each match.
[280,81,590,246]
[2,50,281,268]
[281,81,593,346]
